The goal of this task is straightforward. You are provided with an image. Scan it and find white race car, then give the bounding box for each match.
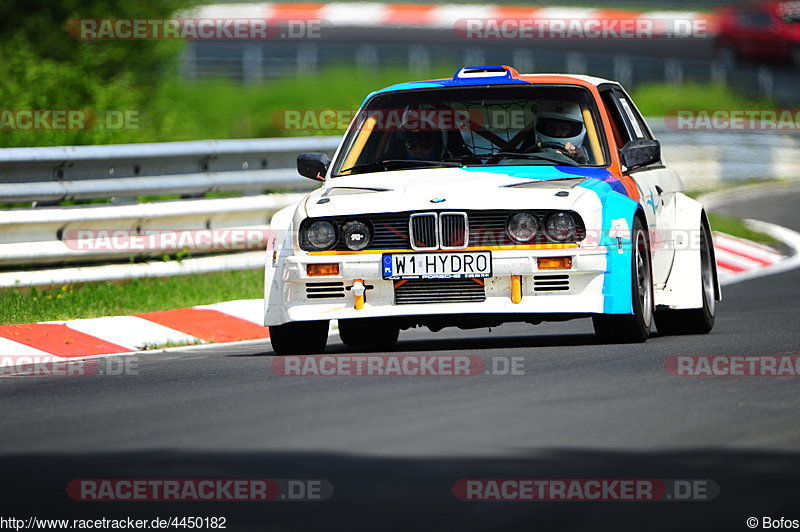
[264,66,720,355]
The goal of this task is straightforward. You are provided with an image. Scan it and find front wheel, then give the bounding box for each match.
[268,320,329,356]
[592,217,653,344]
[654,219,716,335]
[338,318,400,349]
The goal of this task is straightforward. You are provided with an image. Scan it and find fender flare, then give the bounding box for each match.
[655,192,720,309]
[264,203,303,326]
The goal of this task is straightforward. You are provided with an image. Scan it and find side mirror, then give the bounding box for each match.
[297,153,331,181]
[619,139,660,170]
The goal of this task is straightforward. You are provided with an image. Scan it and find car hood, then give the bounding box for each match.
[303,166,610,217]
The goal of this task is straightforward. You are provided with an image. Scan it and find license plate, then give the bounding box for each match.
[382,251,492,280]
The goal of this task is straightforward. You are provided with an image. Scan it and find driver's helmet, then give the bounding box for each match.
[400,130,443,161]
[535,101,586,148]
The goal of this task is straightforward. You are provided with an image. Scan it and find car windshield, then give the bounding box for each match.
[331,85,608,177]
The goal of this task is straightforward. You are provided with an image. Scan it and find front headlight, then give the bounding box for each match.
[507,212,539,243]
[341,220,372,251]
[305,220,337,250]
[545,212,578,242]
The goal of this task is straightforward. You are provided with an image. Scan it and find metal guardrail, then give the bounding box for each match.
[1,128,798,286]
[0,137,340,203]
[650,123,800,190]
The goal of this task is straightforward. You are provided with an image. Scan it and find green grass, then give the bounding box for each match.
[632,82,774,117]
[138,339,204,351]
[708,212,778,246]
[152,77,776,141]
[1,269,263,325]
[3,62,774,148]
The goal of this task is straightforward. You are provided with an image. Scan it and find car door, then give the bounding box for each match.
[600,87,678,289]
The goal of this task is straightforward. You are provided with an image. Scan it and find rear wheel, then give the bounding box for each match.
[592,217,653,344]
[654,219,716,335]
[338,318,400,349]
[268,320,329,356]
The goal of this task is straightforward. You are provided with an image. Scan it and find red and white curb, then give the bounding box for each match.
[0,229,796,367]
[195,3,713,34]
[716,219,800,287]
[0,300,270,366]
[713,232,785,281]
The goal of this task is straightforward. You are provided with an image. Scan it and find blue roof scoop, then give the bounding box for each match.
[453,65,520,80]
[449,65,529,86]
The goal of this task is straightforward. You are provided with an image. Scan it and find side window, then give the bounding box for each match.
[617,94,652,141]
[600,90,633,148]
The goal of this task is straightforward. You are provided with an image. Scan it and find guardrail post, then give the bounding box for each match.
[709,60,726,85]
[180,44,197,81]
[297,43,319,75]
[757,67,774,100]
[512,49,534,74]
[463,47,485,67]
[408,45,431,74]
[665,59,683,85]
[356,44,379,71]
[566,53,587,75]
[613,55,633,88]
[242,44,264,84]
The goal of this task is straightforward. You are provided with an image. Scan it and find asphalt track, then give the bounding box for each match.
[1,186,799,531]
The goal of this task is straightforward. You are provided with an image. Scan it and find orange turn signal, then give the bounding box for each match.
[537,257,573,270]
[307,263,340,276]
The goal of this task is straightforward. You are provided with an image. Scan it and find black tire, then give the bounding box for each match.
[592,216,653,344]
[655,219,716,335]
[268,320,329,356]
[338,318,400,349]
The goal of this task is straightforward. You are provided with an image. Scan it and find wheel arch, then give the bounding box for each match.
[654,192,713,309]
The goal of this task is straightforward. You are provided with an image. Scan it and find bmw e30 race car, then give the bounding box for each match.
[264,65,720,356]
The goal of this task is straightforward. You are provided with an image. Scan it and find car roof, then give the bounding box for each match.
[369,67,619,99]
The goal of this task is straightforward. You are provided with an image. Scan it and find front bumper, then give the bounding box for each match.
[265,247,609,325]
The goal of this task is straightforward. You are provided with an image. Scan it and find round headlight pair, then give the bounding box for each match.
[507,212,578,243]
[305,220,372,251]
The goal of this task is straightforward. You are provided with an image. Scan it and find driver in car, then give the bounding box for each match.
[401,130,443,161]
[533,102,589,164]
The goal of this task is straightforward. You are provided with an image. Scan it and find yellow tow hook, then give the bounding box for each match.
[352,279,366,310]
[511,275,522,304]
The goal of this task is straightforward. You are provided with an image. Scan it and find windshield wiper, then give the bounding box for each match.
[485,152,580,166]
[339,159,461,175]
